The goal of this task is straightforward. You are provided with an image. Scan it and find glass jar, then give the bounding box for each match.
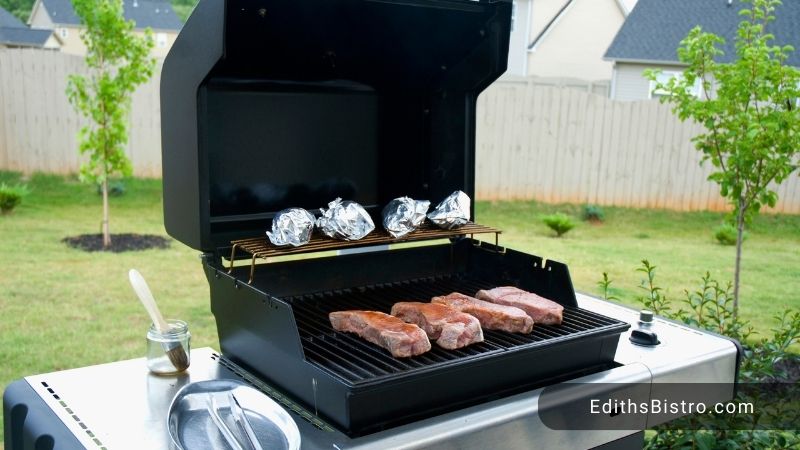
[146,319,190,375]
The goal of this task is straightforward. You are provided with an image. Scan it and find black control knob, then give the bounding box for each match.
[629,329,660,346]
[639,310,654,323]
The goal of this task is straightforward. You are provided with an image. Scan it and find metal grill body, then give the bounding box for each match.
[207,240,629,435]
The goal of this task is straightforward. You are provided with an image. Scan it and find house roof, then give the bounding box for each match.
[0,26,53,46]
[604,0,800,67]
[0,5,26,27]
[0,5,53,47]
[41,0,182,30]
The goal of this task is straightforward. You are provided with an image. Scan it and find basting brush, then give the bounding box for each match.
[129,268,189,372]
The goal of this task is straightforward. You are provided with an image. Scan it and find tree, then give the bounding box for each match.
[0,0,32,21]
[66,0,155,249]
[646,0,800,316]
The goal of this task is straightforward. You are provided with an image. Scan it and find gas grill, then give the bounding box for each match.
[1,0,741,448]
[153,0,742,446]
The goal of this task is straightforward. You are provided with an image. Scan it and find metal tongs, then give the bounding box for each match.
[206,392,263,450]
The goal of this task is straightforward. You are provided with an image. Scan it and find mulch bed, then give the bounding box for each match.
[62,233,170,253]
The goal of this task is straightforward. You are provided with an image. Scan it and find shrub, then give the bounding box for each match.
[96,180,126,197]
[0,183,30,214]
[602,262,800,450]
[714,223,746,246]
[542,213,575,237]
[583,204,605,223]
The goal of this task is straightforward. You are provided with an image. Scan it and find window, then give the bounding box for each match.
[156,32,167,48]
[649,70,702,99]
[59,28,68,39]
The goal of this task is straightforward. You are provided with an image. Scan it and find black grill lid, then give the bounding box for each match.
[161,0,512,251]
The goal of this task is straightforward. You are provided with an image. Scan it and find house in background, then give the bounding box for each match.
[0,5,58,49]
[27,0,182,57]
[604,0,800,101]
[506,0,637,80]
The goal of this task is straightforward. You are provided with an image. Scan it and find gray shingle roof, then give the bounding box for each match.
[604,0,800,67]
[0,26,53,46]
[0,5,52,47]
[0,5,26,27]
[43,0,182,30]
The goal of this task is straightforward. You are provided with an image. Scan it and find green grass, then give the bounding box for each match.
[0,172,798,445]
[0,172,214,446]
[476,201,800,331]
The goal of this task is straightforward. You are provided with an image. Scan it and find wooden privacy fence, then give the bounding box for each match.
[1,49,799,213]
[476,78,800,213]
[0,49,162,177]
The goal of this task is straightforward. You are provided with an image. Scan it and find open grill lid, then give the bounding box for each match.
[161,0,512,252]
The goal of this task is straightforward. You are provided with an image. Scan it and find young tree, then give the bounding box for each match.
[66,0,155,249]
[646,0,800,316]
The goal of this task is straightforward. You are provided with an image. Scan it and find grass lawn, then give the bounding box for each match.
[1,172,798,445]
[477,201,800,330]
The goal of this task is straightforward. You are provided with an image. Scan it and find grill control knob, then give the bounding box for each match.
[630,329,660,346]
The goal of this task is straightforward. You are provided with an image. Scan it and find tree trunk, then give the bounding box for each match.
[732,197,745,318]
[102,178,111,248]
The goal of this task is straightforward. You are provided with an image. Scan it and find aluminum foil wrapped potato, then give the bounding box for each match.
[266,208,317,247]
[317,198,375,240]
[427,190,471,229]
[382,197,430,238]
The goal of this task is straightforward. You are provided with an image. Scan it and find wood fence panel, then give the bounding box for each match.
[0,49,161,178]
[2,49,798,213]
[475,79,800,214]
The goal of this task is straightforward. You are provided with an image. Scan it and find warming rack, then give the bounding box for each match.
[228,222,501,283]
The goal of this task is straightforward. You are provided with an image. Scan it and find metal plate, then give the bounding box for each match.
[167,379,301,450]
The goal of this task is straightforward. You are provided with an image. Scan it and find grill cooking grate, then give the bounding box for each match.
[286,274,624,385]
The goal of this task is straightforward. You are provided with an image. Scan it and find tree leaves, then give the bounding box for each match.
[65,0,154,184]
[644,0,800,311]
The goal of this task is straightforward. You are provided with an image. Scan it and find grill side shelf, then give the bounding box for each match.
[227,222,501,283]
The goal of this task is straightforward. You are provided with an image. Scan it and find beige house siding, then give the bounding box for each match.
[41,33,59,48]
[47,25,176,56]
[526,0,626,81]
[28,0,178,57]
[610,62,686,101]
[530,0,569,36]
[28,2,52,28]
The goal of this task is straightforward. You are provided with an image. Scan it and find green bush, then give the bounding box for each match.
[542,213,575,237]
[603,262,800,450]
[0,183,29,214]
[714,223,746,246]
[583,204,605,222]
[96,180,126,197]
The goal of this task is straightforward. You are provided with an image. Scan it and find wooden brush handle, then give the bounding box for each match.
[129,269,171,334]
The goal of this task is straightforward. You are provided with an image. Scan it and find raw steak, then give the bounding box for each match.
[390,302,484,350]
[475,287,564,325]
[431,292,534,333]
[329,310,431,357]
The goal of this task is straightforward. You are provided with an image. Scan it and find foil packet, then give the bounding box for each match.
[427,190,471,229]
[266,208,316,247]
[382,197,431,238]
[317,198,375,241]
